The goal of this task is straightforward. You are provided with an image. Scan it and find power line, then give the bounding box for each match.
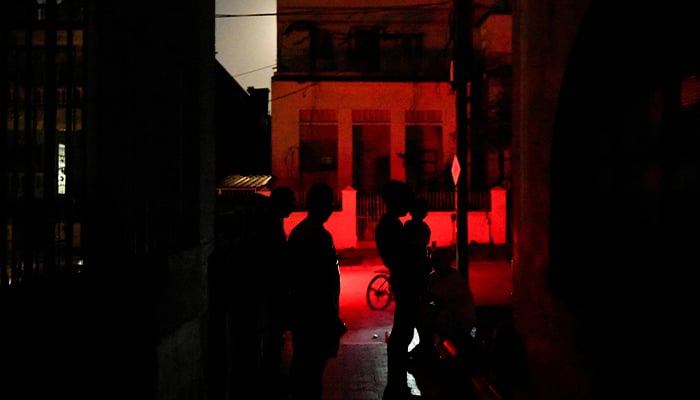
[270,82,319,103]
[215,13,275,18]
[232,64,276,78]
[215,2,451,18]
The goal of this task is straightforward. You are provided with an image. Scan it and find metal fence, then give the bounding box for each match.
[216,189,491,242]
[356,191,491,241]
[415,190,491,211]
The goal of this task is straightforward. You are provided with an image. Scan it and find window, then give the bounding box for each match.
[350,28,380,73]
[299,110,338,192]
[405,110,444,191]
[281,22,337,73]
[313,29,336,72]
[300,125,338,172]
[352,109,391,193]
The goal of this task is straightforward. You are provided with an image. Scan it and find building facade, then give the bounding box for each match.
[271,0,513,243]
[1,0,87,285]
[271,0,513,193]
[1,1,215,399]
[272,0,458,196]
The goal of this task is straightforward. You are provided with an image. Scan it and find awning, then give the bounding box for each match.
[216,174,273,192]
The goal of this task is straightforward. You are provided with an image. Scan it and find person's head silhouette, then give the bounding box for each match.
[381,180,414,217]
[410,197,429,221]
[306,183,334,223]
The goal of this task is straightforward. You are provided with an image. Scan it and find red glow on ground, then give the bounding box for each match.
[337,255,512,321]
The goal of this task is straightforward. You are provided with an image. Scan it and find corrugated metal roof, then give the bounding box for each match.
[217,174,272,190]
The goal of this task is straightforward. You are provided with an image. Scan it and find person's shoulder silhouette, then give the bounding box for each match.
[375,180,414,277]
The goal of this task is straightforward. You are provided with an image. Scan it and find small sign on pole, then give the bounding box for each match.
[451,154,461,187]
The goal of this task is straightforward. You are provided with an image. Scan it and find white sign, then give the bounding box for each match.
[451,154,461,186]
[57,143,66,194]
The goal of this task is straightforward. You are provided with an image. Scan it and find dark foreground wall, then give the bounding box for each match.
[513,1,700,399]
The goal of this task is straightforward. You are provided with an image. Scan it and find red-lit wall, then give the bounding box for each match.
[280,186,507,249]
[271,81,457,194]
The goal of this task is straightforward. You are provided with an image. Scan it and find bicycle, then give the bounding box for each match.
[366,269,393,310]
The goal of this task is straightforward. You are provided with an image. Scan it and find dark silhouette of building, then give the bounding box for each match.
[1,1,215,398]
[215,60,271,181]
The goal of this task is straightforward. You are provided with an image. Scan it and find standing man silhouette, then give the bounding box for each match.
[375,180,420,400]
[260,186,296,398]
[287,183,346,400]
[404,196,436,361]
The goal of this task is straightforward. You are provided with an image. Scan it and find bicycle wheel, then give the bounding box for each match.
[366,274,393,310]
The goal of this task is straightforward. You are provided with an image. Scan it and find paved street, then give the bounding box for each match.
[325,264,396,399]
[280,248,513,399]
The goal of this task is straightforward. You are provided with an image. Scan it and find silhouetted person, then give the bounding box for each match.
[404,196,433,289]
[418,247,475,357]
[418,246,477,399]
[260,186,296,398]
[404,197,436,360]
[375,180,421,400]
[404,197,432,258]
[287,183,346,400]
[212,192,275,398]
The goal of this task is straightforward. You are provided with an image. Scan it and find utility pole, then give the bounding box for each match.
[454,0,473,279]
